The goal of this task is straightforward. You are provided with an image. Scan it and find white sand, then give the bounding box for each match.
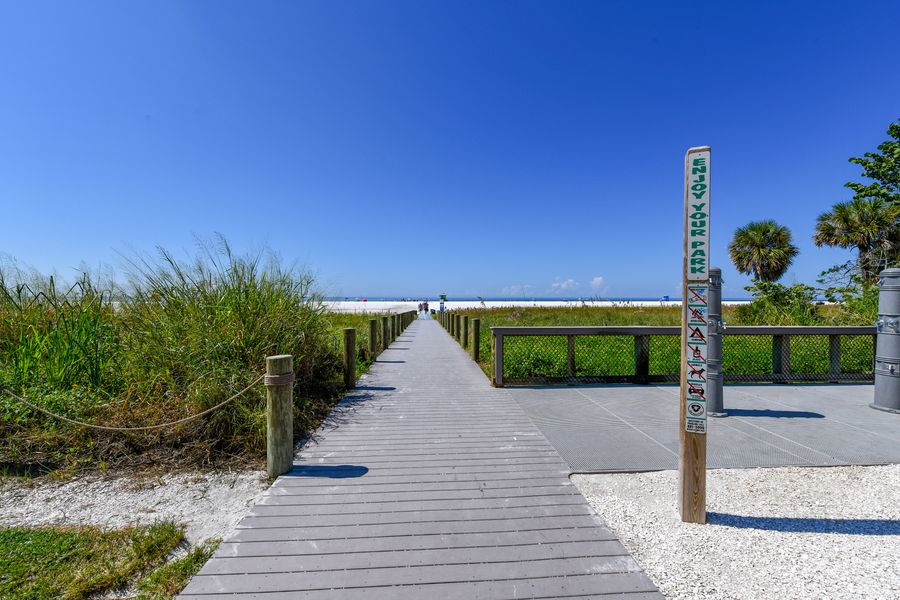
[326,299,746,313]
[573,466,900,600]
[0,470,267,545]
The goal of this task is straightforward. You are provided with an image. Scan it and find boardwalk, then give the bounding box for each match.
[180,317,662,599]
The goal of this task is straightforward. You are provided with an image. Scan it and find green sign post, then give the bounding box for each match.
[679,146,710,524]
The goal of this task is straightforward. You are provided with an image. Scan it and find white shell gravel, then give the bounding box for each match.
[0,470,267,545]
[573,465,900,600]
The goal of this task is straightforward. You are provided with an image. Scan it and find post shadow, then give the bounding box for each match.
[726,408,825,419]
[707,512,900,534]
[286,465,369,478]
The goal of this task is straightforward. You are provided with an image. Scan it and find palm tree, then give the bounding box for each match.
[728,220,799,281]
[813,198,900,282]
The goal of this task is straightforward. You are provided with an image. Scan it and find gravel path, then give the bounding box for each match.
[0,470,267,545]
[573,465,900,600]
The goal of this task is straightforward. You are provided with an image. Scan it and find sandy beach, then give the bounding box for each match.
[326,299,749,313]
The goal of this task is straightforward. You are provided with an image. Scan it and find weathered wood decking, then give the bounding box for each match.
[180,317,662,599]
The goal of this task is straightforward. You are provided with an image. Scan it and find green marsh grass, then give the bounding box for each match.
[0,240,373,471]
[455,305,874,381]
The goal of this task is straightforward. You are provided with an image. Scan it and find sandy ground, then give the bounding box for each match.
[0,470,267,545]
[326,299,724,313]
[573,465,900,600]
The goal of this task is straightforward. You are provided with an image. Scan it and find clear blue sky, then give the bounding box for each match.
[2,1,899,298]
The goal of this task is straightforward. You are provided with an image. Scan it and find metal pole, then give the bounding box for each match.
[707,267,725,416]
[872,268,900,412]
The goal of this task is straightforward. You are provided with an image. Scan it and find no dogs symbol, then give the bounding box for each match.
[688,402,705,417]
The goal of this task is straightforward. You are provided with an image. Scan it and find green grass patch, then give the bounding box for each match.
[135,539,219,599]
[0,522,183,599]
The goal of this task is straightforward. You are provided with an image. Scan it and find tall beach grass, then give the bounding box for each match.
[0,239,355,471]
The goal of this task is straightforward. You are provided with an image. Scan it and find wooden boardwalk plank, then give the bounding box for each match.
[215,528,621,557]
[201,541,633,574]
[179,317,662,599]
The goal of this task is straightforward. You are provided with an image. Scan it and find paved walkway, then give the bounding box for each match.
[180,318,661,599]
[509,383,900,472]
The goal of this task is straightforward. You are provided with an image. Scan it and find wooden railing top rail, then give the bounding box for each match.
[490,325,875,336]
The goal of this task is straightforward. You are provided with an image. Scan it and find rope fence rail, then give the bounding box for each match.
[1,374,265,432]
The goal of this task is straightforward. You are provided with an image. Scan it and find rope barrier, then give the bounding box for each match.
[0,374,266,432]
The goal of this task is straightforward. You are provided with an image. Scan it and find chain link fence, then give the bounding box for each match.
[489,326,875,386]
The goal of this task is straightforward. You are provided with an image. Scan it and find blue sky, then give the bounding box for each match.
[2,1,898,298]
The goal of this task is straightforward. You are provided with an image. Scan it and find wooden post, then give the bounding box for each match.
[381,316,389,351]
[462,316,469,349]
[369,319,378,357]
[455,315,462,342]
[567,335,576,378]
[391,315,397,342]
[773,335,790,381]
[634,335,650,384]
[679,146,710,524]
[472,318,481,361]
[491,331,504,387]
[343,328,356,389]
[450,313,455,337]
[829,334,841,383]
[265,354,294,479]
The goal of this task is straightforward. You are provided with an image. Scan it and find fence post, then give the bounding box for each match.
[450,313,455,337]
[343,328,356,389]
[491,331,504,387]
[472,318,481,361]
[633,335,650,384]
[455,314,462,342]
[462,316,469,349]
[265,354,294,479]
[829,334,841,383]
[391,315,397,342]
[369,319,378,357]
[706,267,725,416]
[567,335,576,379]
[381,316,389,351]
[872,268,900,412]
[773,335,790,382]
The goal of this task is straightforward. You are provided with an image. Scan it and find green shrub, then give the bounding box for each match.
[735,281,820,325]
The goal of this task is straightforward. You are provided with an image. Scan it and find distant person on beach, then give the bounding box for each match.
[423,301,429,312]
[417,303,422,313]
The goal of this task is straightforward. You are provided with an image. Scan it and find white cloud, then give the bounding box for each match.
[589,276,605,291]
[549,278,579,294]
[501,284,534,297]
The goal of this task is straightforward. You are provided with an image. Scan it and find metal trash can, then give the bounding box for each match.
[872,268,900,413]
